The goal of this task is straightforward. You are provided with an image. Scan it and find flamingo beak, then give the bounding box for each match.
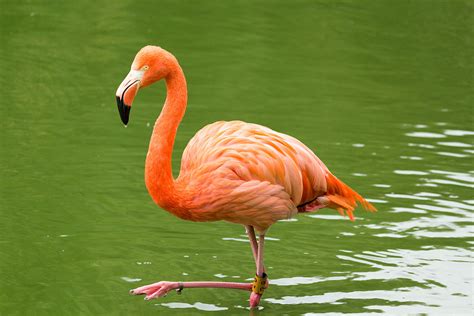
[115,70,144,125]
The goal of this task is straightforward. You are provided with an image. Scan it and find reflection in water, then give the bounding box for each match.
[444,130,474,136]
[267,248,472,314]
[271,276,346,286]
[405,132,446,138]
[394,170,429,175]
[385,193,429,200]
[160,302,228,311]
[408,142,436,149]
[121,277,142,283]
[365,198,387,204]
[437,141,472,148]
[437,151,469,158]
[400,155,423,160]
[429,170,474,184]
[373,184,391,188]
[307,214,350,221]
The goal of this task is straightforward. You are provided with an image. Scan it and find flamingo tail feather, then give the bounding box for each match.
[325,173,376,221]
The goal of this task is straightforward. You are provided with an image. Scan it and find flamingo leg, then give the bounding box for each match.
[130,281,252,300]
[245,225,258,266]
[245,225,267,273]
[249,233,267,308]
[256,234,265,277]
[130,229,268,306]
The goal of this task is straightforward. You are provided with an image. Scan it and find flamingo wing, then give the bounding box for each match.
[178,121,374,230]
[181,121,329,201]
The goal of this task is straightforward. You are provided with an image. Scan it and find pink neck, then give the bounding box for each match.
[145,62,187,209]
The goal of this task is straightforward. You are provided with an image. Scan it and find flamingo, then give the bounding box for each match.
[115,46,376,308]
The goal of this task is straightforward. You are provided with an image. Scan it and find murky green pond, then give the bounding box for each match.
[1,0,473,314]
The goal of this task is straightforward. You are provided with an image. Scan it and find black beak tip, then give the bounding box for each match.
[116,96,131,125]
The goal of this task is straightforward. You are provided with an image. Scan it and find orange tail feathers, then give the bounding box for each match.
[325,173,376,221]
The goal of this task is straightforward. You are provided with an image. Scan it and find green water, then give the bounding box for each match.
[1,0,473,314]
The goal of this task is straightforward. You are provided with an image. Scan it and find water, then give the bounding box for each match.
[1,0,473,314]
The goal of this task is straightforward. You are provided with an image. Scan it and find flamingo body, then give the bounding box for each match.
[151,118,374,232]
[175,120,326,231]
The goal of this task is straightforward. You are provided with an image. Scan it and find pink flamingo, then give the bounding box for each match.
[115,46,376,308]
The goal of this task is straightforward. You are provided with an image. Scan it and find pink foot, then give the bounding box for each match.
[249,275,269,308]
[130,281,178,300]
[249,292,262,308]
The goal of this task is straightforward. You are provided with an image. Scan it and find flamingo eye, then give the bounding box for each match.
[142,65,149,71]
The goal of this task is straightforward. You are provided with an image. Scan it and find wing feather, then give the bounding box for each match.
[180,121,328,207]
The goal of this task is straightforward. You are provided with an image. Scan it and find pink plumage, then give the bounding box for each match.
[177,120,331,232]
[116,45,375,308]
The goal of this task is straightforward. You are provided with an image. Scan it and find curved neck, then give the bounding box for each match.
[145,63,187,208]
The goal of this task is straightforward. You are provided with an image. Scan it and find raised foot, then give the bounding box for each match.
[130,281,178,300]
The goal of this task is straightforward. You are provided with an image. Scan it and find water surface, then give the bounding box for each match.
[1,0,473,315]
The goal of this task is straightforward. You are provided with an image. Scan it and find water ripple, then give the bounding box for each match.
[437,141,472,148]
[160,302,228,311]
[271,276,346,286]
[443,129,474,136]
[394,170,429,175]
[406,132,446,138]
[267,248,472,314]
[429,170,474,183]
[436,152,469,158]
[385,193,428,200]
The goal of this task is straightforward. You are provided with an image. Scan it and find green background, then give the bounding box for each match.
[1,0,473,314]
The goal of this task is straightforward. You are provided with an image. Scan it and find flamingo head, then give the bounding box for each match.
[116,46,176,125]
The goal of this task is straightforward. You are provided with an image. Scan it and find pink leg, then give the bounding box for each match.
[249,233,266,308]
[130,227,267,305]
[245,225,258,266]
[131,281,252,300]
[246,225,268,277]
